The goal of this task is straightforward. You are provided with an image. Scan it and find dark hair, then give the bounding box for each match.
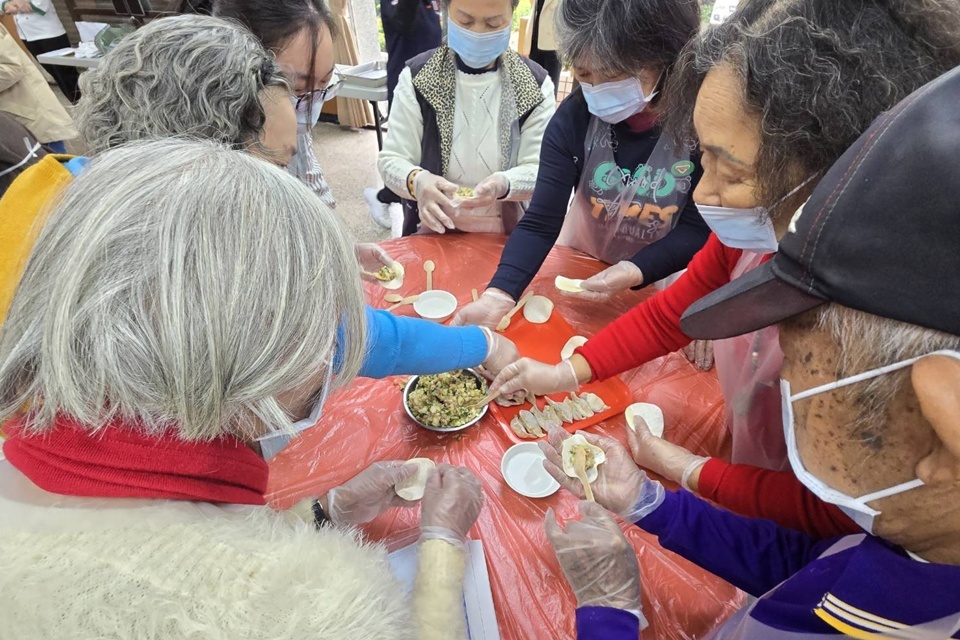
[661,0,960,206]
[556,0,699,96]
[213,0,337,94]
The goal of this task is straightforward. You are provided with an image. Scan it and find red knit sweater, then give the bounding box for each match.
[577,233,858,538]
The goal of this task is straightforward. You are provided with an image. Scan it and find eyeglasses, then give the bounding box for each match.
[294,68,344,111]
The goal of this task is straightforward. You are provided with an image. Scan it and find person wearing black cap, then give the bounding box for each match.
[540,64,960,638]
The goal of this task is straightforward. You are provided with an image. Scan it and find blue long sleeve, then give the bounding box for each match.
[358,306,489,378]
[636,490,837,597]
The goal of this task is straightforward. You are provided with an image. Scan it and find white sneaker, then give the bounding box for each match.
[389,203,404,238]
[364,187,392,229]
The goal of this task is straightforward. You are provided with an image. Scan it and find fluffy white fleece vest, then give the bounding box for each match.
[0,483,415,640]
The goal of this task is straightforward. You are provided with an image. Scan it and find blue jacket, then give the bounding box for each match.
[359,306,487,378]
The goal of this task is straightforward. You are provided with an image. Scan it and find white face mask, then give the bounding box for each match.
[256,365,334,461]
[781,350,960,533]
[580,75,659,124]
[697,174,820,253]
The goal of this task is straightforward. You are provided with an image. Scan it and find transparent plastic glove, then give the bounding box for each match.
[682,340,715,371]
[457,174,509,210]
[540,427,663,520]
[414,171,458,233]
[566,262,644,302]
[489,358,579,397]
[357,243,395,282]
[451,288,515,327]
[420,464,484,547]
[545,501,643,613]
[625,416,708,491]
[478,327,521,378]
[326,461,418,526]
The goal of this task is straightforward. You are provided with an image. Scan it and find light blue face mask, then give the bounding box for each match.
[256,365,335,461]
[447,19,511,70]
[580,76,659,124]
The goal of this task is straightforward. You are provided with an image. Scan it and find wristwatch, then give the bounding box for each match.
[312,499,330,529]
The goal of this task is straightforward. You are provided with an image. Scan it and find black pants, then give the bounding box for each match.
[26,35,81,103]
[529,0,560,96]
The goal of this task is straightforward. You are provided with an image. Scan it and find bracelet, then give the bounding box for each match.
[406,169,422,199]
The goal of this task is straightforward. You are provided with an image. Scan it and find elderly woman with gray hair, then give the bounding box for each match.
[0,139,483,639]
[0,15,521,461]
[453,0,709,327]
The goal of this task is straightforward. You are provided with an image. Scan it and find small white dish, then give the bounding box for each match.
[501,442,560,498]
[413,289,458,322]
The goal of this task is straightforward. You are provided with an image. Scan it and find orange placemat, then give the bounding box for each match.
[488,305,631,444]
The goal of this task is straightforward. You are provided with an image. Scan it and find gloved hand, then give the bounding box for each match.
[545,501,643,614]
[682,340,715,371]
[566,262,644,302]
[489,358,580,397]
[420,464,484,547]
[456,174,510,210]
[451,288,515,328]
[540,427,664,522]
[326,461,418,526]
[356,243,396,282]
[478,327,521,378]
[414,171,458,234]
[626,415,708,491]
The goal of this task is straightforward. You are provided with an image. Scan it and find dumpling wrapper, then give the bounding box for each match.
[519,409,545,437]
[394,457,435,500]
[560,335,588,360]
[580,392,610,414]
[561,434,606,483]
[554,275,584,293]
[566,394,593,421]
[625,402,665,438]
[547,397,575,423]
[379,262,405,290]
[510,416,538,439]
[522,295,554,324]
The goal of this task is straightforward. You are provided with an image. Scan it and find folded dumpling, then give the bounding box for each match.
[580,392,610,414]
[547,397,575,423]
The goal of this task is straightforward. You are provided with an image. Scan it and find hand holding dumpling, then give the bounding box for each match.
[420,464,484,547]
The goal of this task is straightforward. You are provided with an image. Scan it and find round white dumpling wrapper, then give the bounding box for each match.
[380,262,405,290]
[560,335,588,360]
[522,295,554,324]
[394,457,436,500]
[554,275,584,293]
[560,434,606,483]
[625,402,664,438]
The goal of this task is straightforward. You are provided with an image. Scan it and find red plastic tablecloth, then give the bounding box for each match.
[267,234,745,639]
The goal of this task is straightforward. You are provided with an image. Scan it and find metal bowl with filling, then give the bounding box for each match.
[403,369,489,433]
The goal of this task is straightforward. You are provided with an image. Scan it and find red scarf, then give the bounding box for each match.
[2,414,268,505]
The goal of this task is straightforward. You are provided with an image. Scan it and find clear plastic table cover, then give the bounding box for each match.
[267,234,745,639]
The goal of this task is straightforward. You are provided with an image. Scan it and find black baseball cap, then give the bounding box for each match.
[681,64,960,340]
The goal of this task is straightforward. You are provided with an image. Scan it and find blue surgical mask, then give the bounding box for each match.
[780,351,960,533]
[256,365,335,461]
[447,19,510,70]
[697,174,819,253]
[580,76,659,124]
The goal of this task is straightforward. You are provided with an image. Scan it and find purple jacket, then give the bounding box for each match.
[577,490,960,638]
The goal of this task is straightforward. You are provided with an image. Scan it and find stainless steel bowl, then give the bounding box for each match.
[402,369,489,433]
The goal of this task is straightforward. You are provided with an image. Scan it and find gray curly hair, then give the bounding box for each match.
[76,15,288,158]
[661,0,960,206]
[0,139,366,441]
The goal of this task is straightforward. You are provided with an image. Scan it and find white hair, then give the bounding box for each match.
[0,139,365,441]
[817,304,960,439]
